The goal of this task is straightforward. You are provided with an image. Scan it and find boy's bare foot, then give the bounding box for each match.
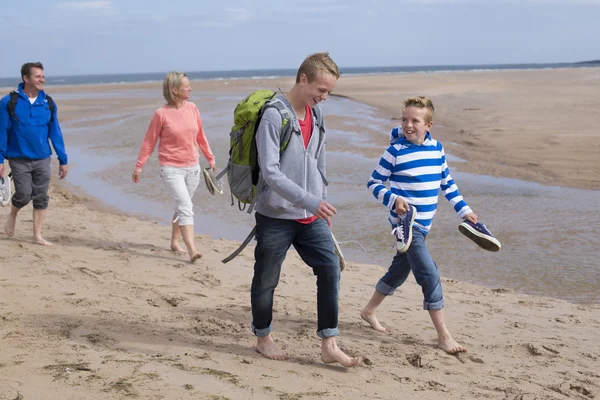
[256,335,289,361]
[360,310,388,333]
[438,336,467,354]
[5,215,16,237]
[190,252,202,263]
[170,243,185,252]
[321,337,360,368]
[34,236,53,246]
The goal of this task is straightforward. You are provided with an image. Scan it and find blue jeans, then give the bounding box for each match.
[251,213,340,338]
[376,228,444,310]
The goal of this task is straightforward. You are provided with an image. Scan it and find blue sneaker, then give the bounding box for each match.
[391,205,416,253]
[0,174,11,207]
[458,220,501,252]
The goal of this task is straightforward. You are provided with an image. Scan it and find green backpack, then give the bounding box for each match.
[216,89,324,212]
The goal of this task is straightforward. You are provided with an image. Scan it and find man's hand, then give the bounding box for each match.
[394,196,410,215]
[464,212,478,224]
[316,200,337,220]
[59,164,68,179]
[325,216,332,229]
[132,169,141,183]
[0,163,4,177]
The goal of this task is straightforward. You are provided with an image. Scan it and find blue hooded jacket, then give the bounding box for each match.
[0,83,68,165]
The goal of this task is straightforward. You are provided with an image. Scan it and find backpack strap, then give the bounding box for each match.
[263,97,296,152]
[6,91,55,123]
[7,91,19,122]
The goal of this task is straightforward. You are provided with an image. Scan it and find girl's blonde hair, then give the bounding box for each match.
[163,71,187,105]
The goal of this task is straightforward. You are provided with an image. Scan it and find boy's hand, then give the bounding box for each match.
[316,200,337,219]
[394,197,410,215]
[464,213,478,224]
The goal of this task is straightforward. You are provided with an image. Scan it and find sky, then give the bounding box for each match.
[0,0,599,77]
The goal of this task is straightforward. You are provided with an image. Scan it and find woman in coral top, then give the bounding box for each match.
[133,71,215,263]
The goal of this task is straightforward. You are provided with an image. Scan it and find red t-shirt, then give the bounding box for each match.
[296,106,318,224]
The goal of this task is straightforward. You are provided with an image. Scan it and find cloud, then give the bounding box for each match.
[225,7,252,22]
[56,1,112,10]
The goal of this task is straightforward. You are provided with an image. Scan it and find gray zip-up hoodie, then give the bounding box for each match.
[255,95,327,220]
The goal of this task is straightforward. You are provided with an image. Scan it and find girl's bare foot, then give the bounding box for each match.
[170,243,185,253]
[321,337,360,368]
[34,236,53,246]
[256,335,289,361]
[190,252,202,263]
[438,336,467,354]
[360,309,388,332]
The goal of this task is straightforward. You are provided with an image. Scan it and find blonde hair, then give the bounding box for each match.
[403,96,435,123]
[296,52,340,83]
[162,71,187,105]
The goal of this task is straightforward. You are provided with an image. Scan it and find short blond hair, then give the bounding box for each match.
[163,71,187,105]
[403,96,435,123]
[296,52,340,83]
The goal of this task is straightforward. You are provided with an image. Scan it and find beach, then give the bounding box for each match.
[1,67,599,399]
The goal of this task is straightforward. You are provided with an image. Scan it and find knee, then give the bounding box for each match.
[175,201,194,226]
[32,194,49,210]
[11,190,32,208]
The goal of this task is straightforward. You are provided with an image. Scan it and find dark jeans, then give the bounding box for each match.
[9,157,51,210]
[251,213,340,338]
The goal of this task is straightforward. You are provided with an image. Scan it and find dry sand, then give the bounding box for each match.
[1,68,599,399]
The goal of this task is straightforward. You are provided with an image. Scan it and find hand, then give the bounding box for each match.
[464,212,478,224]
[394,196,410,215]
[0,163,4,177]
[210,164,217,174]
[132,169,141,183]
[316,200,337,220]
[325,216,332,229]
[59,164,68,179]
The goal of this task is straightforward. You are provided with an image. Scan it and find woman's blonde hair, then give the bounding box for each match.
[162,71,187,105]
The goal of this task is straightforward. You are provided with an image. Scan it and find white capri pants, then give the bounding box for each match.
[159,164,201,226]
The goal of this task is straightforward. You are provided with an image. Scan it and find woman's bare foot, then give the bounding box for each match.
[438,336,467,354]
[190,252,202,263]
[170,243,185,253]
[256,335,289,361]
[34,236,53,246]
[5,214,16,237]
[360,309,387,333]
[321,337,360,368]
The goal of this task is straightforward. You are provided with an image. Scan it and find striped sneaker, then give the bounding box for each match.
[459,220,501,252]
[0,174,11,207]
[391,205,416,253]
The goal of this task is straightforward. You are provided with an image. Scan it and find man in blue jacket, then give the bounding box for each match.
[0,62,68,245]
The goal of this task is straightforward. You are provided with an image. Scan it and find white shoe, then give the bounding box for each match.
[0,174,11,207]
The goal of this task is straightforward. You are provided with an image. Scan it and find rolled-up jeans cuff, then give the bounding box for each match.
[423,298,444,311]
[375,280,396,296]
[252,323,272,337]
[317,327,339,339]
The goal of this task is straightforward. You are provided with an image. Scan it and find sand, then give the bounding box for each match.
[1,68,599,399]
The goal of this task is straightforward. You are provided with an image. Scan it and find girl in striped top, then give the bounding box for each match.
[361,96,479,354]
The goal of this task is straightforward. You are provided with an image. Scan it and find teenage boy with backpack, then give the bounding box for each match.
[0,62,68,245]
[250,52,359,367]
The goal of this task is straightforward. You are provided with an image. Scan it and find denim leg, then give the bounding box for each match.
[292,218,340,338]
[406,229,444,311]
[251,213,295,337]
[376,251,412,296]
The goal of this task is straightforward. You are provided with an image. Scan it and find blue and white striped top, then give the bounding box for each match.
[368,127,472,233]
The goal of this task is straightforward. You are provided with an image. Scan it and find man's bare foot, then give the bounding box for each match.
[256,335,289,361]
[360,309,388,333]
[34,236,53,246]
[170,243,185,253]
[4,214,16,237]
[321,337,360,368]
[190,252,202,263]
[438,336,467,354]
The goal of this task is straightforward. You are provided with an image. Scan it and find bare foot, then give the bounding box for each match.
[4,214,16,237]
[321,337,360,368]
[438,336,467,354]
[34,236,53,246]
[170,243,185,253]
[360,309,388,333]
[256,335,289,361]
[190,252,202,263]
